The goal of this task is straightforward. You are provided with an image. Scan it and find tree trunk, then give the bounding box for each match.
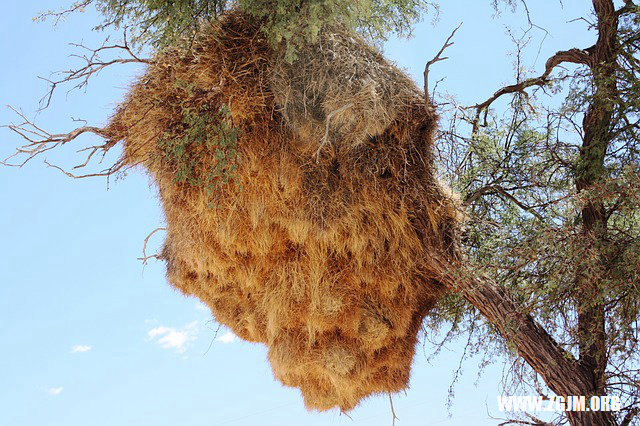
[572,1,618,424]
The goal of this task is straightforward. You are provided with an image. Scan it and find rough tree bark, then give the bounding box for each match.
[575,0,617,393]
[447,275,616,426]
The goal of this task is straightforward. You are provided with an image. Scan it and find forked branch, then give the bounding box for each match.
[39,31,150,110]
[138,227,168,265]
[2,106,121,178]
[469,48,592,133]
[37,0,94,26]
[424,23,462,107]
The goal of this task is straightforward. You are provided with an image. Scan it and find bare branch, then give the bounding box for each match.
[137,227,168,265]
[3,105,118,170]
[43,159,124,179]
[469,48,592,133]
[39,33,151,110]
[463,184,545,220]
[2,105,125,183]
[388,393,399,426]
[424,23,462,107]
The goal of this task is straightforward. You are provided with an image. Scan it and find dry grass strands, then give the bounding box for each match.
[108,11,461,411]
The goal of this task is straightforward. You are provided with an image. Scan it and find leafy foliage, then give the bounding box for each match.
[93,0,226,49]
[240,0,434,59]
[156,101,240,204]
[49,0,435,57]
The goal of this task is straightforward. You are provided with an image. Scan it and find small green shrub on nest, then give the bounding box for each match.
[156,102,240,203]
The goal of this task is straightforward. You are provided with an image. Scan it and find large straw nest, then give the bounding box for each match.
[108,10,461,411]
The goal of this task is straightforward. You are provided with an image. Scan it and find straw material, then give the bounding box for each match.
[108,11,461,411]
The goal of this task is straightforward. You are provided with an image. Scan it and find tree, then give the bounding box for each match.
[4,1,639,425]
[431,1,640,424]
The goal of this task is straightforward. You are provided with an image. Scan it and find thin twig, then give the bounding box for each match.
[38,32,151,110]
[389,393,399,426]
[315,103,353,161]
[3,105,118,175]
[137,227,168,265]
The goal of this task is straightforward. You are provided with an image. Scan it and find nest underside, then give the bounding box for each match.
[109,11,461,411]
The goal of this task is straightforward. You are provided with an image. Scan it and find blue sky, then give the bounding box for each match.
[0,1,596,425]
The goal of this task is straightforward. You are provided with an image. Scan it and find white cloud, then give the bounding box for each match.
[147,321,199,354]
[71,345,92,353]
[216,331,236,344]
[48,387,63,396]
[148,326,171,339]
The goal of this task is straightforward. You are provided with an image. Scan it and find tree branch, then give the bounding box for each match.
[2,106,122,179]
[463,184,545,220]
[469,48,592,133]
[617,0,637,17]
[37,0,94,26]
[138,227,168,265]
[441,265,601,406]
[39,32,151,110]
[621,406,639,426]
[424,23,462,107]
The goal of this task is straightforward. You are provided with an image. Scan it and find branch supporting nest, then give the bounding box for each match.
[2,27,148,180]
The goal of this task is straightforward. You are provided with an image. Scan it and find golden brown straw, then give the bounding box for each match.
[108,10,461,411]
